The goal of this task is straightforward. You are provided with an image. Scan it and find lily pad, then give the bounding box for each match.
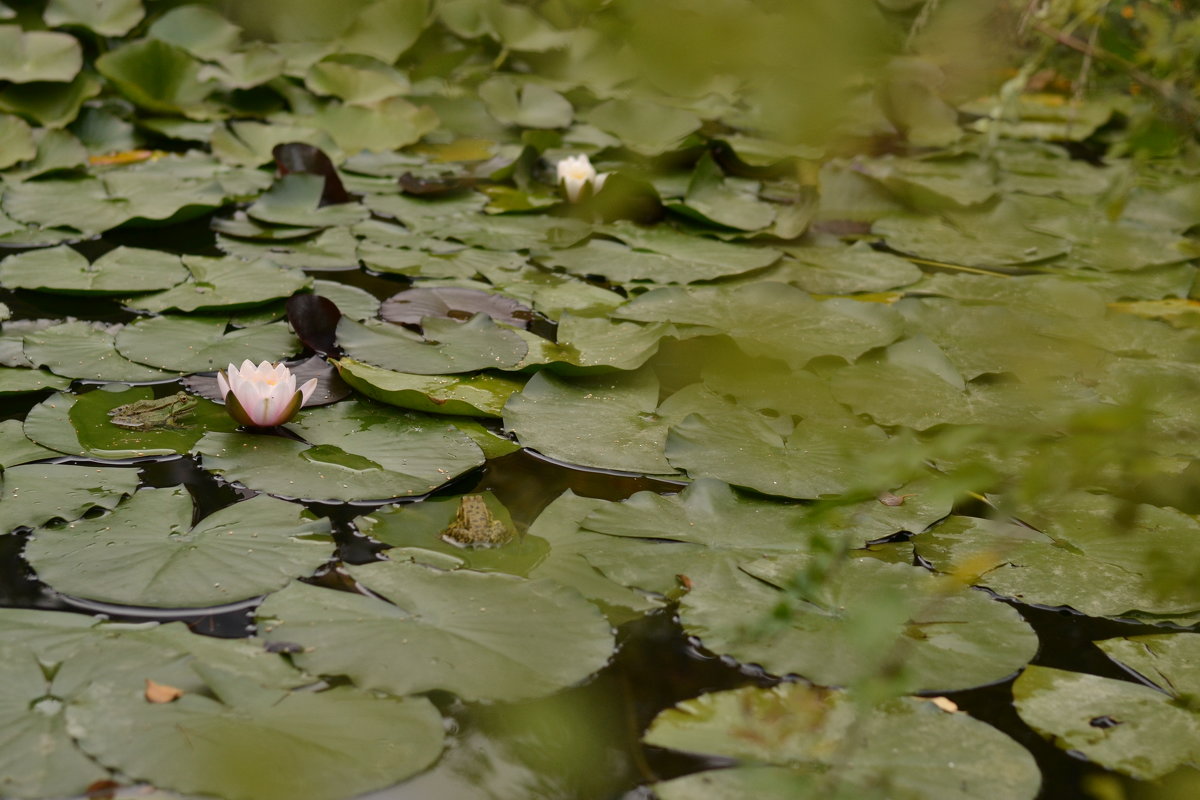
[360,493,548,575]
[24,321,178,383]
[616,282,902,369]
[0,366,70,394]
[334,356,525,417]
[193,399,485,502]
[337,315,528,375]
[123,256,311,313]
[647,683,1040,800]
[25,487,333,608]
[779,241,923,294]
[380,286,533,328]
[0,245,189,295]
[246,173,369,228]
[0,27,82,83]
[1013,634,1200,780]
[503,367,677,475]
[115,316,300,372]
[0,464,138,534]
[44,0,144,36]
[0,418,62,467]
[913,493,1200,618]
[68,385,239,458]
[257,558,614,702]
[680,553,1037,692]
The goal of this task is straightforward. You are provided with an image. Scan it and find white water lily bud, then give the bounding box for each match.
[216,360,318,427]
[556,154,608,202]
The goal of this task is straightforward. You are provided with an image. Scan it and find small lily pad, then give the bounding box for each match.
[0,366,70,395]
[380,286,533,328]
[334,356,525,417]
[336,315,528,375]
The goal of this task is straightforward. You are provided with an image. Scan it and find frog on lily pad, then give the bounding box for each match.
[108,391,199,431]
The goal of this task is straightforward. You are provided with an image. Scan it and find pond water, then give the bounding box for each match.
[2,2,1200,799]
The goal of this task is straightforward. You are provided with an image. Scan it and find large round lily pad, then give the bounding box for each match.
[193,399,486,502]
[68,384,239,458]
[257,558,615,702]
[334,356,526,418]
[25,488,334,608]
[678,554,1037,693]
[647,683,1040,800]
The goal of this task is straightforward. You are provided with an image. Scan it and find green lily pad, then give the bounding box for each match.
[0,113,34,169]
[246,173,369,228]
[665,398,891,499]
[0,645,109,798]
[0,418,62,467]
[44,0,144,36]
[479,75,572,129]
[22,392,85,456]
[302,96,438,154]
[95,38,211,115]
[0,27,81,83]
[68,385,238,458]
[0,463,138,535]
[257,558,614,702]
[334,356,525,417]
[0,73,99,128]
[503,367,677,475]
[25,487,333,608]
[778,241,923,294]
[24,321,178,383]
[115,316,300,372]
[337,315,528,375]
[218,226,360,271]
[0,366,70,395]
[605,220,782,274]
[313,279,378,320]
[147,4,242,59]
[360,493,549,576]
[1014,635,1200,779]
[537,238,766,285]
[123,256,311,313]
[0,245,189,295]
[515,315,668,374]
[582,98,700,155]
[306,54,409,104]
[678,554,1037,692]
[194,399,485,502]
[873,201,1070,268]
[914,493,1200,618]
[616,282,902,369]
[647,683,1040,800]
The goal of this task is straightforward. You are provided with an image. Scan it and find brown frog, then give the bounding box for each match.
[441,495,513,548]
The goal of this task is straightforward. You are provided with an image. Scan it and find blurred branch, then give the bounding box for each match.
[1033,19,1200,132]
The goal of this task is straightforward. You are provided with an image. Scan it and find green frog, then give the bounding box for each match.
[108,392,199,431]
[441,495,513,548]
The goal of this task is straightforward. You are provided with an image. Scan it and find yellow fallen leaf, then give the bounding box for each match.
[926,696,960,713]
[88,149,162,167]
[144,678,183,704]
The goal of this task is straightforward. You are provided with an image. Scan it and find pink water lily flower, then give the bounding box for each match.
[556,154,608,203]
[216,360,318,427]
